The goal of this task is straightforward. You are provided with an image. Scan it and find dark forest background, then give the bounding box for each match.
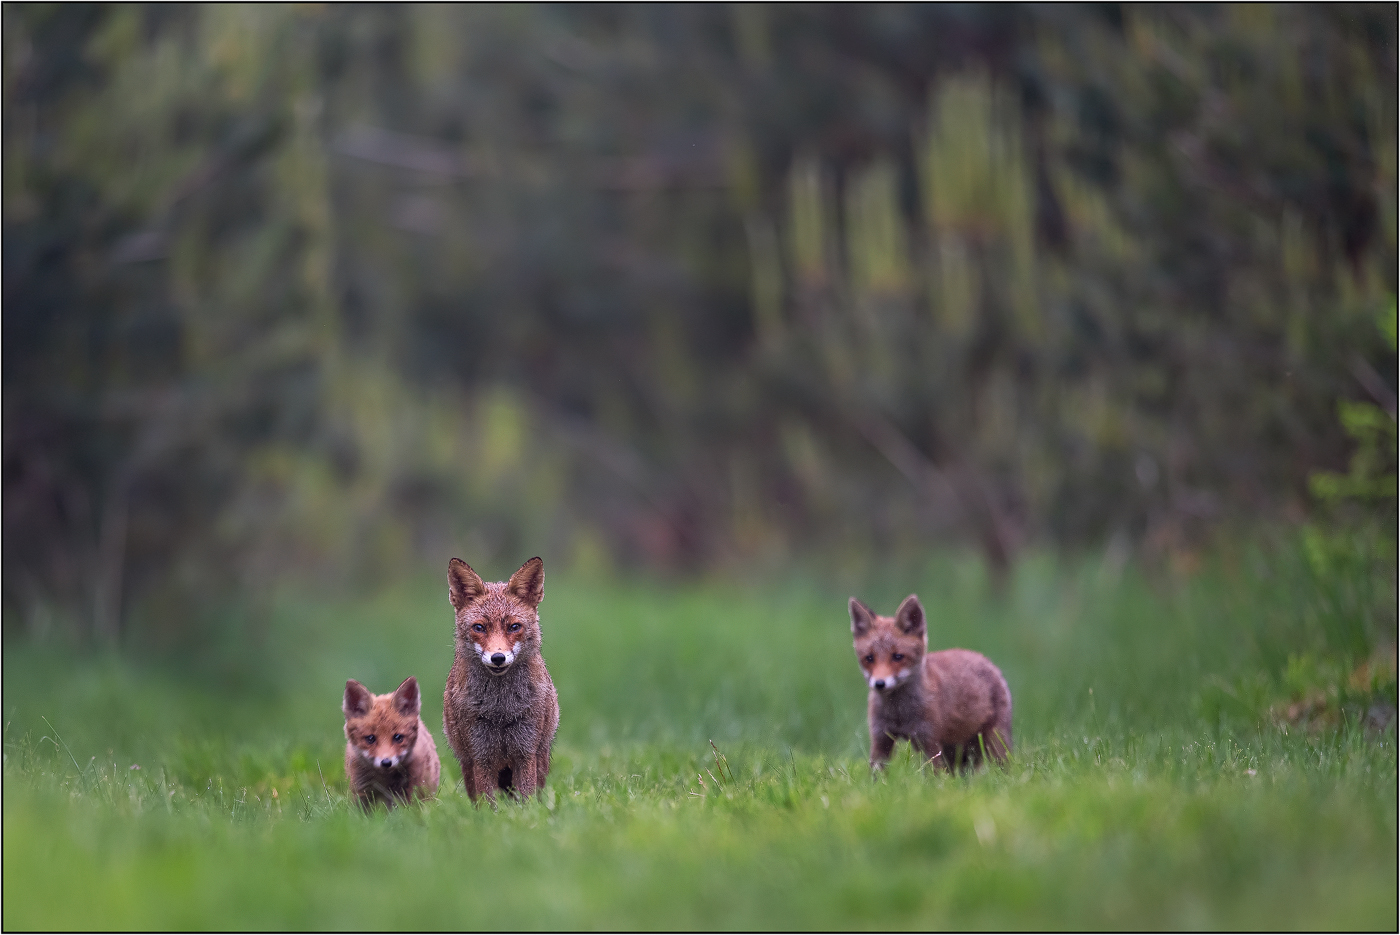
[4,3,1396,647]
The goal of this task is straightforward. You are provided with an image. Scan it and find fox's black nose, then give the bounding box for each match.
[874,679,886,691]
[491,653,507,666]
[379,758,393,768]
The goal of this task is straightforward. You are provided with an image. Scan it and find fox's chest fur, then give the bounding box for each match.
[869,670,933,740]
[449,655,552,761]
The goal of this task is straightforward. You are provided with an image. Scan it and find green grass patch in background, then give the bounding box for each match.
[4,537,1396,930]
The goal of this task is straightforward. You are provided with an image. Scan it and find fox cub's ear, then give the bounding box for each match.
[849,598,875,635]
[392,676,421,717]
[895,594,925,636]
[448,558,486,610]
[343,679,373,719]
[508,556,545,607]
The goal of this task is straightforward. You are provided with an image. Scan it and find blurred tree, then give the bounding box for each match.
[3,4,1395,644]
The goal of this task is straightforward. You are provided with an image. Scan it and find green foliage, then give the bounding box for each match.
[1379,299,1398,353]
[1309,400,1398,502]
[1307,300,1397,520]
[3,542,1395,929]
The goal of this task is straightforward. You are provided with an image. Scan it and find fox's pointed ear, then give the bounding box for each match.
[508,556,545,607]
[392,676,421,717]
[849,598,875,636]
[448,558,486,610]
[895,594,925,637]
[343,679,372,719]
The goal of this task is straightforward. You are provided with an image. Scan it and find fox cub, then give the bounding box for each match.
[443,556,559,803]
[343,676,441,807]
[850,594,1012,771]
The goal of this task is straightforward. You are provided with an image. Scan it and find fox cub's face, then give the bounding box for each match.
[447,556,545,676]
[850,595,927,693]
[344,677,421,769]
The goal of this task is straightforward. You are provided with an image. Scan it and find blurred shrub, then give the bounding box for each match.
[1309,305,1398,507]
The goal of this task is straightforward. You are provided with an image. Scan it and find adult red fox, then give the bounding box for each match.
[850,594,1012,771]
[443,556,559,803]
[342,676,441,807]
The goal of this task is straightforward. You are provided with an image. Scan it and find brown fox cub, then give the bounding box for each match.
[443,556,559,803]
[850,594,1012,772]
[343,676,441,807]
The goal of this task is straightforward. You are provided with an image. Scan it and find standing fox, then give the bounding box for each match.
[443,556,559,803]
[850,594,1012,771]
[343,676,441,808]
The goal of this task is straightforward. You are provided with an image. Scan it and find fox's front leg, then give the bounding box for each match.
[911,730,950,772]
[869,729,895,770]
[458,750,479,801]
[534,744,552,791]
[461,765,479,802]
[469,763,498,805]
[511,756,539,798]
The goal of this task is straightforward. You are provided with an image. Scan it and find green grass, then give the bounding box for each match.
[4,538,1396,930]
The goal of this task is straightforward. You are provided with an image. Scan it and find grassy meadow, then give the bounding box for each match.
[3,534,1396,930]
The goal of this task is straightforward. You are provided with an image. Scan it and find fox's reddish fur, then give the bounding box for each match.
[443,556,559,803]
[850,594,1012,771]
[343,676,441,808]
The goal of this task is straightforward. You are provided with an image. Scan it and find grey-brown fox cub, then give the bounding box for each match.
[850,594,1011,771]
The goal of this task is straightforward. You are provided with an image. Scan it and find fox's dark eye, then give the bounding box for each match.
[893,653,904,661]
[364,734,375,744]
[508,622,521,632]
[864,655,874,664]
[472,623,485,632]
[392,733,403,743]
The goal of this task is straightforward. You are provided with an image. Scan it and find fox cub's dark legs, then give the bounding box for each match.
[940,727,1010,773]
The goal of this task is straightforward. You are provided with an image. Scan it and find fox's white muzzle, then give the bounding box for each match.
[361,748,403,769]
[869,668,913,692]
[475,641,522,675]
